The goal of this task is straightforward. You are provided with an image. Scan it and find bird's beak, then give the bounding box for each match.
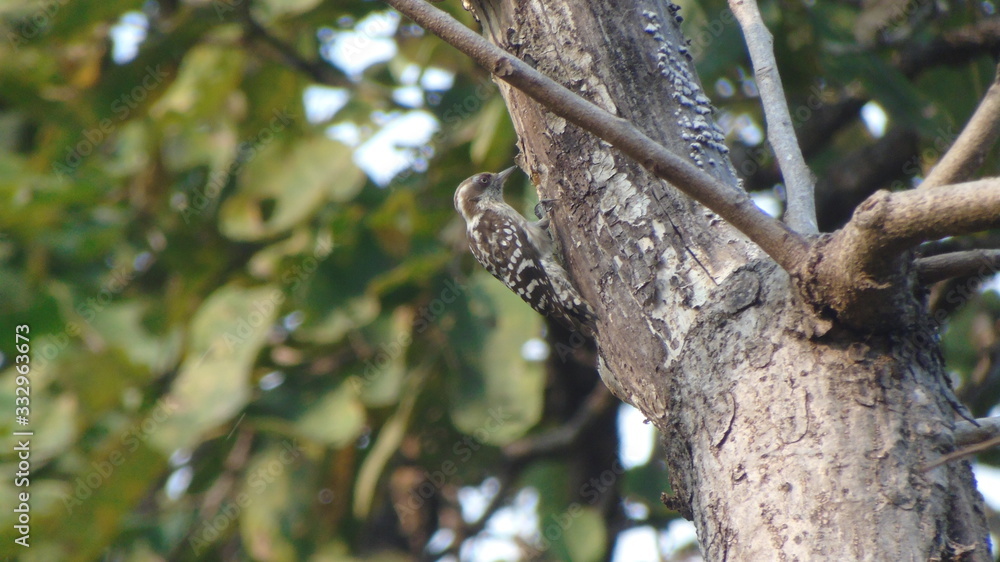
[495,166,517,185]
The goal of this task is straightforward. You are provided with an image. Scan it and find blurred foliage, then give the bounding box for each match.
[0,0,998,560]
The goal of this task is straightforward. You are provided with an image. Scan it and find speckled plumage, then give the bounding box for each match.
[454,167,596,334]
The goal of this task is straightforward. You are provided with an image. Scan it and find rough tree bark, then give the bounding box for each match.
[394,0,995,559]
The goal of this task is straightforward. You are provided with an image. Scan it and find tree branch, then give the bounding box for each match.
[921,64,1000,189]
[956,416,1000,448]
[916,249,1000,285]
[502,385,614,460]
[430,466,521,561]
[865,179,1000,250]
[898,19,1000,77]
[921,430,1000,472]
[822,178,1000,276]
[436,387,615,558]
[240,10,351,87]
[728,0,817,234]
[742,19,1000,198]
[803,178,1000,328]
[382,0,810,271]
[920,232,1000,256]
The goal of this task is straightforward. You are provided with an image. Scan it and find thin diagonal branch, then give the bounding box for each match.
[383,0,809,271]
[921,64,1000,189]
[728,0,817,234]
[915,249,1000,284]
[920,232,1000,256]
[434,470,519,561]
[502,385,614,460]
[240,10,351,87]
[921,434,1000,472]
[436,388,615,559]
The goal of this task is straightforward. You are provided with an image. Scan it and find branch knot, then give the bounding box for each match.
[851,189,892,231]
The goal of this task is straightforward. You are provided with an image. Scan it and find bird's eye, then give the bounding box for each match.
[477,175,490,185]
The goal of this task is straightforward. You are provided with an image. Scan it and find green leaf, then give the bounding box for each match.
[149,284,281,453]
[449,272,544,445]
[237,442,304,562]
[354,308,412,406]
[87,300,183,375]
[0,374,77,462]
[298,293,380,345]
[352,368,427,518]
[9,439,167,561]
[253,0,325,20]
[295,381,366,446]
[150,40,246,122]
[828,54,938,135]
[563,506,608,562]
[220,136,364,240]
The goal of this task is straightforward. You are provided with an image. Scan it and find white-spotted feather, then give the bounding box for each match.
[454,168,596,334]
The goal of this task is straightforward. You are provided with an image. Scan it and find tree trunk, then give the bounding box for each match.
[466,0,991,559]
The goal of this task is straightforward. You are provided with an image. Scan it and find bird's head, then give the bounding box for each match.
[453,166,517,218]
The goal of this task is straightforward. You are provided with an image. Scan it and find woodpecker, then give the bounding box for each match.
[453,166,596,335]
